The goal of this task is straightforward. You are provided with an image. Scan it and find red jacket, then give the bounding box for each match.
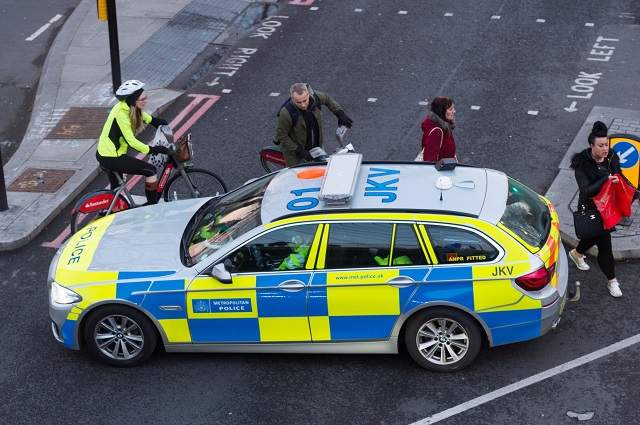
[421,116,456,161]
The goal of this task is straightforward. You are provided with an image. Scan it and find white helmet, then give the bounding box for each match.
[115,80,145,97]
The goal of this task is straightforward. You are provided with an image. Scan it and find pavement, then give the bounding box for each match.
[545,106,640,260]
[1,0,639,258]
[0,0,257,250]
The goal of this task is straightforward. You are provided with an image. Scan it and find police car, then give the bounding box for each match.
[49,154,567,371]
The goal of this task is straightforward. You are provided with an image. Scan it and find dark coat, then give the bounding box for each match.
[421,113,456,161]
[570,148,621,210]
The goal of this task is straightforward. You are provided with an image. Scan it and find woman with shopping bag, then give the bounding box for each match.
[417,97,457,162]
[569,121,625,297]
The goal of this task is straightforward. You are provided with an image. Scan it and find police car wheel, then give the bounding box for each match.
[405,308,481,372]
[84,305,158,367]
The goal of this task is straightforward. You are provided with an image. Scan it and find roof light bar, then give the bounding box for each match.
[319,153,363,205]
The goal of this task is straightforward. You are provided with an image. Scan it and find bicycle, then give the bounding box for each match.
[70,125,227,234]
[259,126,354,172]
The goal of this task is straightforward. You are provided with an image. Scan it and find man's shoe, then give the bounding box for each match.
[569,249,590,271]
[607,279,622,298]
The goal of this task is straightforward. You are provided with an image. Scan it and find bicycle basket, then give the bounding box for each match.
[176,134,193,162]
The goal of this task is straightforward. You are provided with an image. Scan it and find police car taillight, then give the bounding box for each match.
[515,263,554,291]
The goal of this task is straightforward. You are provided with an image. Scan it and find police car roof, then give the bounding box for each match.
[260,161,508,224]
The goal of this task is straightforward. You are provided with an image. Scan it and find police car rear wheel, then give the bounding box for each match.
[405,308,481,372]
[84,306,157,367]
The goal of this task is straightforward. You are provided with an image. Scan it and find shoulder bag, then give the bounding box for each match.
[573,205,605,240]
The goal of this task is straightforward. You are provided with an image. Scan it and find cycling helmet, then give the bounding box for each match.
[115,80,145,101]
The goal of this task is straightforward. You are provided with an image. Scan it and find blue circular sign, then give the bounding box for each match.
[612,141,639,169]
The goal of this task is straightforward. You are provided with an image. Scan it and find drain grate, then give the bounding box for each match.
[46,107,110,139]
[8,168,75,193]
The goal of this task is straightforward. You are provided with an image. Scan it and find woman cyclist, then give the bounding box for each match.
[96,80,170,205]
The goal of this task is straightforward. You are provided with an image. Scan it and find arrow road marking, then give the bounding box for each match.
[564,101,578,112]
[206,77,220,87]
[618,146,636,164]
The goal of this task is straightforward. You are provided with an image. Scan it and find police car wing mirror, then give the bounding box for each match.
[211,262,232,283]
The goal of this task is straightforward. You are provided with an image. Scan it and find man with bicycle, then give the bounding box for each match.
[276,83,354,167]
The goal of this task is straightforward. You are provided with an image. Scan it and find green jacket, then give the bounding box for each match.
[97,101,153,157]
[277,244,311,271]
[275,91,342,166]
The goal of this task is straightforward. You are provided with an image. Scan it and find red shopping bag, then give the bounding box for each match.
[614,174,635,217]
[593,179,621,229]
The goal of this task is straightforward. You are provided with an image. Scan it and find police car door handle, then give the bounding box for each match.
[386,276,415,287]
[277,280,307,292]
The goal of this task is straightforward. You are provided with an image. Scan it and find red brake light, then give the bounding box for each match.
[515,264,553,291]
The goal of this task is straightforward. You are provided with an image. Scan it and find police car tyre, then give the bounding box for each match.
[83,305,157,367]
[163,168,227,202]
[70,190,131,234]
[405,308,482,372]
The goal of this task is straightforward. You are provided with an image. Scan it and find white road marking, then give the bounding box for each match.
[398,10,408,15]
[269,92,280,97]
[309,6,319,11]
[585,22,595,27]
[527,110,539,116]
[444,12,453,17]
[536,18,546,23]
[221,89,232,94]
[418,101,429,106]
[470,105,481,110]
[367,98,378,103]
[491,15,501,20]
[410,333,640,425]
[25,14,63,41]
[354,8,363,12]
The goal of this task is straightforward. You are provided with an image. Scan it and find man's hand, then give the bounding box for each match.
[335,110,353,128]
[295,145,313,161]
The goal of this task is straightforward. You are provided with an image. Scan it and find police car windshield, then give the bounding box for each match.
[500,178,551,249]
[186,174,274,264]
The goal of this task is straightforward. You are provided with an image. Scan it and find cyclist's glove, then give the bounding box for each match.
[150,117,169,128]
[295,145,314,161]
[335,110,353,128]
[149,145,170,156]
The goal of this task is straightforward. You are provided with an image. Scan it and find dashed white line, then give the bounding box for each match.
[25,14,63,41]
[354,8,363,12]
[491,15,501,20]
[398,10,408,15]
[444,12,454,17]
[367,98,378,103]
[221,89,232,94]
[410,333,640,425]
[536,18,546,23]
[309,6,319,11]
[585,22,595,27]
[527,110,539,116]
[418,101,429,106]
[470,105,481,110]
[269,92,280,97]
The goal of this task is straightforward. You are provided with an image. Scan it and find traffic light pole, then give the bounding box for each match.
[106,0,121,93]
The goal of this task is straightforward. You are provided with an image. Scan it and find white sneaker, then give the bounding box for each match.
[569,249,590,271]
[607,279,622,298]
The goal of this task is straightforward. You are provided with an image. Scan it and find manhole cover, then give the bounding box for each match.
[46,107,109,139]
[8,168,75,193]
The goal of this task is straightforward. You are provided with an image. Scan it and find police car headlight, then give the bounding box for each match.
[50,282,82,305]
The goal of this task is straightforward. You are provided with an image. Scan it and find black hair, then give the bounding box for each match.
[588,121,608,145]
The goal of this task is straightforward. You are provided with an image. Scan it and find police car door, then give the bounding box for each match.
[308,222,424,341]
[186,223,321,343]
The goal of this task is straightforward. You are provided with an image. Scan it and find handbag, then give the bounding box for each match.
[416,127,444,161]
[176,134,192,162]
[573,205,605,239]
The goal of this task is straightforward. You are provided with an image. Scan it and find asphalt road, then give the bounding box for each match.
[2,1,640,424]
[0,0,80,165]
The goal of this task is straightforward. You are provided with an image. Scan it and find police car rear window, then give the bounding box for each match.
[499,178,551,249]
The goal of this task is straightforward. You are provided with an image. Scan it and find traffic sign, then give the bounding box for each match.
[610,134,640,188]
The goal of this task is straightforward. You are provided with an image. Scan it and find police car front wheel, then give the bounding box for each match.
[83,305,158,367]
[405,308,482,372]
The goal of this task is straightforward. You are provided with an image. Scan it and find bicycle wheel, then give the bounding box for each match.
[260,147,286,173]
[70,190,131,234]
[163,168,227,202]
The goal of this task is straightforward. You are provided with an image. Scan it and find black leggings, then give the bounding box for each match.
[576,232,615,280]
[96,152,157,190]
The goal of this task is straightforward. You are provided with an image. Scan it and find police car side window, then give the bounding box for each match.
[393,224,427,265]
[425,225,498,264]
[325,222,393,269]
[224,224,318,273]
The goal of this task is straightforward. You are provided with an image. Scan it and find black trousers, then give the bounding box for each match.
[576,232,615,280]
[96,152,157,190]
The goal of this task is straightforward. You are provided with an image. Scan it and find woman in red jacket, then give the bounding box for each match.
[421,96,456,162]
